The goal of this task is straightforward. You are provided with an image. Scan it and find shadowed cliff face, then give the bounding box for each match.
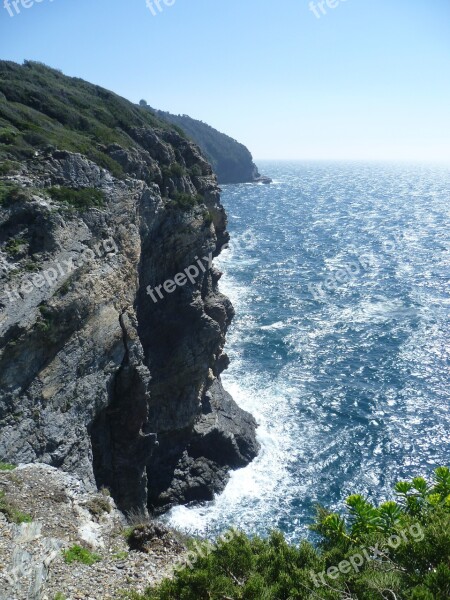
[0,63,259,515]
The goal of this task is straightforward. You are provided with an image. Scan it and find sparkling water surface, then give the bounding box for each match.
[166,161,450,542]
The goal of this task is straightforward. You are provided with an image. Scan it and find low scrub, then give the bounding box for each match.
[47,186,105,211]
[129,467,450,599]
[170,191,203,211]
[62,545,101,566]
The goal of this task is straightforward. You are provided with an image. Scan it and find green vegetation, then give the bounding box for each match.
[112,551,129,560]
[0,490,32,523]
[154,109,259,183]
[0,159,19,175]
[129,468,450,599]
[202,209,213,225]
[0,462,16,471]
[36,304,59,342]
[47,186,105,211]
[24,260,40,272]
[162,162,186,178]
[170,192,204,211]
[53,593,66,600]
[0,60,179,177]
[62,545,101,566]
[5,236,26,256]
[0,181,21,205]
[189,164,203,177]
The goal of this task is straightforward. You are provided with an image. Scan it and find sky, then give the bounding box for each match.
[1,0,450,161]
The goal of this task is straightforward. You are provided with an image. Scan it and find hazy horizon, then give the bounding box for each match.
[1,0,449,162]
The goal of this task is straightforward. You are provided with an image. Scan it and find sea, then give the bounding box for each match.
[166,161,450,543]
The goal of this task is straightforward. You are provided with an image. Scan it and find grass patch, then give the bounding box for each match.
[112,551,129,560]
[0,490,32,523]
[47,186,105,211]
[0,462,16,471]
[85,495,111,517]
[62,545,101,566]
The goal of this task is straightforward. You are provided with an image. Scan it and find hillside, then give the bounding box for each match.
[149,108,270,184]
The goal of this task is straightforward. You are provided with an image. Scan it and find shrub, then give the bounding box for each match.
[0,128,18,144]
[0,182,23,205]
[202,209,213,225]
[5,237,26,256]
[62,545,101,566]
[189,164,203,177]
[0,160,19,175]
[170,192,204,211]
[162,163,186,178]
[128,468,450,600]
[47,186,105,211]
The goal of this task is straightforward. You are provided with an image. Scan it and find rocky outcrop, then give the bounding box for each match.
[0,464,184,600]
[0,63,259,517]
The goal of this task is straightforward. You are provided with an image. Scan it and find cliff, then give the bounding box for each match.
[148,108,269,184]
[0,61,259,517]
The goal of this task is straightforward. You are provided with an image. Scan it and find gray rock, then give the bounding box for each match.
[0,129,259,517]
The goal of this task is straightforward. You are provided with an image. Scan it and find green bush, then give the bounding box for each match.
[62,545,101,566]
[48,186,105,210]
[5,237,26,256]
[162,162,185,178]
[0,160,19,175]
[129,468,450,600]
[0,128,18,144]
[189,164,203,177]
[0,462,16,471]
[170,192,204,211]
[0,181,22,205]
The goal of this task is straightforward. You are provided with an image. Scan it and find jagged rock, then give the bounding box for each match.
[0,62,259,517]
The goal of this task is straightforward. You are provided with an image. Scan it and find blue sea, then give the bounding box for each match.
[167,161,450,542]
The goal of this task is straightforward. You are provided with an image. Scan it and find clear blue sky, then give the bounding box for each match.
[1,0,449,161]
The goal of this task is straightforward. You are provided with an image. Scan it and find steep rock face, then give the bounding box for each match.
[150,109,264,184]
[0,73,259,515]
